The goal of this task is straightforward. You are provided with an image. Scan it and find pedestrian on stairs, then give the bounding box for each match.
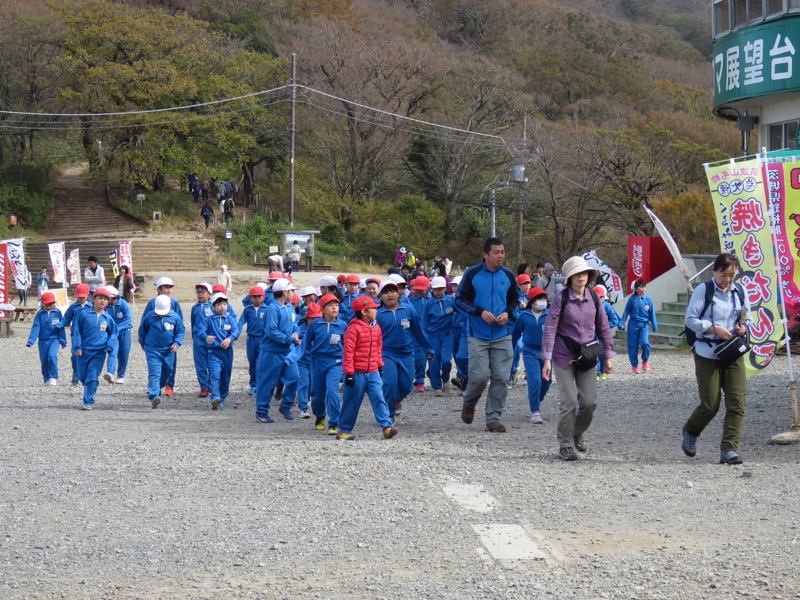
[201,202,214,230]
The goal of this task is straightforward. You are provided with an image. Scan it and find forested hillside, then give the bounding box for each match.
[0,0,733,267]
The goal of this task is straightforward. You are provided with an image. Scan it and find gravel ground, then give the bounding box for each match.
[2,277,800,599]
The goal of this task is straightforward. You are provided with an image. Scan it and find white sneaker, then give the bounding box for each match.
[115,377,125,384]
[530,411,543,424]
[298,410,311,419]
[434,389,445,397]
[103,373,115,384]
[49,379,57,386]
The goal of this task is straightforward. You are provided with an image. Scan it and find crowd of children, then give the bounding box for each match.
[24,262,638,441]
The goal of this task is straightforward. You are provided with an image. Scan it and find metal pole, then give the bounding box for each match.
[289,53,297,228]
[490,188,496,238]
[516,115,527,262]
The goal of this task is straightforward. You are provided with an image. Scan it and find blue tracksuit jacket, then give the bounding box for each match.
[455,260,518,340]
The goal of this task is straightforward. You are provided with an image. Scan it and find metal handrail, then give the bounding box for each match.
[688,261,714,284]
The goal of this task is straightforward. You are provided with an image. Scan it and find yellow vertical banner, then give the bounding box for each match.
[705,158,782,375]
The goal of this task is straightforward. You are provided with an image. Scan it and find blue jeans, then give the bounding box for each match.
[381,352,414,418]
[627,321,651,367]
[310,356,343,427]
[428,331,453,390]
[255,349,298,415]
[339,371,392,434]
[208,347,233,402]
[193,339,209,390]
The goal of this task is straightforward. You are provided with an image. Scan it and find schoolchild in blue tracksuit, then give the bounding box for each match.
[204,292,240,410]
[377,281,433,420]
[142,277,183,395]
[511,287,552,425]
[191,283,214,397]
[72,287,118,410]
[338,274,364,324]
[593,285,621,380]
[408,276,432,392]
[447,277,469,391]
[138,294,185,409]
[26,291,67,385]
[509,274,532,385]
[290,303,321,419]
[300,294,347,434]
[55,282,91,385]
[105,287,133,384]
[424,277,456,395]
[255,279,300,423]
[239,285,269,395]
[620,279,658,374]
[338,295,397,441]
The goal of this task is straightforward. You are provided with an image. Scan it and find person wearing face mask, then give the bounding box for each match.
[511,287,552,425]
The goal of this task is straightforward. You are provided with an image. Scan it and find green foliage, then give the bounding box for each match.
[213,215,282,265]
[0,165,53,228]
[110,189,197,221]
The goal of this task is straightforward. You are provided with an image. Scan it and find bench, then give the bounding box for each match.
[14,307,37,322]
[0,313,12,338]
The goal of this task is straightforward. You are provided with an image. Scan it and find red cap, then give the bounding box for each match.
[345,274,360,284]
[268,272,282,281]
[305,303,322,319]
[249,286,265,296]
[592,285,607,297]
[75,283,90,298]
[212,284,227,294]
[352,296,379,311]
[517,274,532,285]
[319,293,340,308]
[411,276,430,290]
[366,277,381,286]
[41,291,56,304]
[337,274,346,284]
[290,293,299,305]
[527,287,547,301]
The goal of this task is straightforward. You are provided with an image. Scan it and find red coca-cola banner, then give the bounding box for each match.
[627,236,674,292]
[0,243,8,318]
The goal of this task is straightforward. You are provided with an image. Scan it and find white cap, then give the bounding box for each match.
[105,285,120,297]
[272,278,296,292]
[195,282,213,294]
[388,274,407,286]
[220,264,228,270]
[300,286,316,297]
[430,276,447,289]
[319,275,337,287]
[211,292,228,304]
[154,294,171,315]
[399,247,406,253]
[256,282,269,291]
[452,275,462,286]
[380,280,400,293]
[360,279,367,289]
[155,276,175,288]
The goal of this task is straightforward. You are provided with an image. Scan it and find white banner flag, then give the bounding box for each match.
[67,248,81,285]
[581,249,625,305]
[119,240,133,274]
[644,207,694,286]
[48,242,66,286]
[0,238,27,289]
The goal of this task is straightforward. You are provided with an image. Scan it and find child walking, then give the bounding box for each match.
[300,294,346,434]
[339,296,398,441]
[291,302,322,419]
[620,279,658,374]
[204,292,240,410]
[238,286,269,396]
[424,276,456,396]
[511,287,552,424]
[191,282,214,397]
[26,291,67,385]
[138,294,185,409]
[104,286,133,384]
[55,283,92,385]
[593,285,621,381]
[72,287,118,410]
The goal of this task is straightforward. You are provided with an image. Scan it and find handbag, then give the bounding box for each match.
[714,333,750,367]
[559,335,605,371]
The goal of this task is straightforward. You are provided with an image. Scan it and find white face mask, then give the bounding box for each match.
[533,300,547,311]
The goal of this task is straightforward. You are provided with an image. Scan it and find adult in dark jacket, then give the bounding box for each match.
[454,237,518,433]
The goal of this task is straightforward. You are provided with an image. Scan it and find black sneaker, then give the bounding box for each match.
[574,434,588,452]
[560,447,577,461]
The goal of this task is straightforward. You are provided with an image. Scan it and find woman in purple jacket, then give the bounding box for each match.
[541,256,615,461]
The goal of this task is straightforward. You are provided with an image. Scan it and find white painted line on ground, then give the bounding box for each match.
[530,529,565,563]
[442,484,497,513]
[472,524,549,560]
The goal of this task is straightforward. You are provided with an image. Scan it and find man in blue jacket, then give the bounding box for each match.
[454,237,518,433]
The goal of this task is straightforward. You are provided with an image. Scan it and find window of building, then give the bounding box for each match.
[769,122,800,150]
[733,0,748,26]
[768,0,785,16]
[715,0,731,35]
[791,0,800,10]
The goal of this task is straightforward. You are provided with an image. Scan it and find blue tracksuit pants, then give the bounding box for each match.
[193,340,209,390]
[428,331,453,391]
[246,336,261,388]
[310,356,342,427]
[38,339,60,382]
[339,371,392,434]
[78,348,107,405]
[627,321,651,367]
[145,348,175,400]
[414,346,427,385]
[295,359,311,411]
[453,326,469,381]
[522,353,551,413]
[208,347,233,403]
[255,349,298,416]
[382,352,414,418]
[510,338,523,378]
[107,328,131,378]
[71,352,79,385]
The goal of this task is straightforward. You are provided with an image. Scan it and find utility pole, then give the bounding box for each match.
[288,53,297,228]
[515,115,527,262]
[490,188,496,238]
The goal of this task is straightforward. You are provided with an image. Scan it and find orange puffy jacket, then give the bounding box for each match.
[343,317,383,374]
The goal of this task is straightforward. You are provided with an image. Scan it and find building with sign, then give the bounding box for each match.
[713,0,800,151]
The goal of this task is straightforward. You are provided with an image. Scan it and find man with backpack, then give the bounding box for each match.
[682,253,751,466]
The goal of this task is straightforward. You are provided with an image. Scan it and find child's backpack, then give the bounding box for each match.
[201,205,212,217]
[681,281,745,346]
